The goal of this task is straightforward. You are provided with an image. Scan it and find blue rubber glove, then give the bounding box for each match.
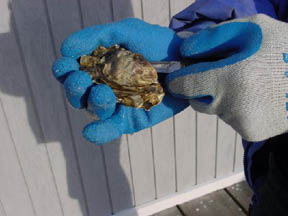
[166,14,288,142]
[52,18,189,145]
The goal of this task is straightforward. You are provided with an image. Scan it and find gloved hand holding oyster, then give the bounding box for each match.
[52,18,189,144]
[79,45,164,110]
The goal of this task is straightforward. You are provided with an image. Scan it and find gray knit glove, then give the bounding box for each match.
[167,14,288,141]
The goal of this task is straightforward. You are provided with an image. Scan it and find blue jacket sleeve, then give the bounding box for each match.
[269,0,288,22]
[169,0,280,32]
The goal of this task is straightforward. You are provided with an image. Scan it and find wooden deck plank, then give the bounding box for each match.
[153,207,183,216]
[226,181,253,212]
[179,189,246,216]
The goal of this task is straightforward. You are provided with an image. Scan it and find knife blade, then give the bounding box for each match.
[151,61,182,74]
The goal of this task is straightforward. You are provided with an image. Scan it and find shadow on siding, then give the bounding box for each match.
[0,0,136,215]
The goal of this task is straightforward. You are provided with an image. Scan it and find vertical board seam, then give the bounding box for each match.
[43,143,65,216]
[126,135,136,207]
[195,112,198,185]
[9,7,57,216]
[36,0,79,215]
[214,117,219,178]
[63,103,91,216]
[63,105,91,216]
[232,132,238,172]
[0,98,37,216]
[169,0,178,194]
[80,2,115,214]
[173,117,178,193]
[141,0,157,200]
[76,0,84,28]
[103,2,123,213]
[194,111,197,186]
[168,0,171,23]
[73,0,95,215]
[150,128,158,199]
[9,2,45,144]
[0,199,7,216]
[140,0,144,20]
[100,147,114,214]
[110,0,115,21]
[43,0,90,214]
[110,0,136,208]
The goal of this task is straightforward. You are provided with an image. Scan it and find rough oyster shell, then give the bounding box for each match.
[79,45,165,110]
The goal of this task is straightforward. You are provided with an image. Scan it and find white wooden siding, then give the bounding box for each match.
[143,0,176,200]
[0,0,244,215]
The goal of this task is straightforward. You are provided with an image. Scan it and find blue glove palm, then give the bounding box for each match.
[52,18,189,145]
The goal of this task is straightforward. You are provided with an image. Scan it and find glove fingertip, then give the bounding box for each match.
[64,70,93,109]
[52,57,80,83]
[61,26,102,58]
[82,120,123,145]
[88,84,116,120]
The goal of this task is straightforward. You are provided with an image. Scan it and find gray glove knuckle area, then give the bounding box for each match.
[174,14,288,141]
[169,70,217,97]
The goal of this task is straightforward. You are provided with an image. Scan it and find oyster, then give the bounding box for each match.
[79,45,165,110]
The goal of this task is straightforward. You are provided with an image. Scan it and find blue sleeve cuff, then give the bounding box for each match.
[169,0,278,33]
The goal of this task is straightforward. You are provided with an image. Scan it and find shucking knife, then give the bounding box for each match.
[151,61,182,74]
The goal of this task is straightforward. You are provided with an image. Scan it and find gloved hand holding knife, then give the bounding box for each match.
[52,14,288,144]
